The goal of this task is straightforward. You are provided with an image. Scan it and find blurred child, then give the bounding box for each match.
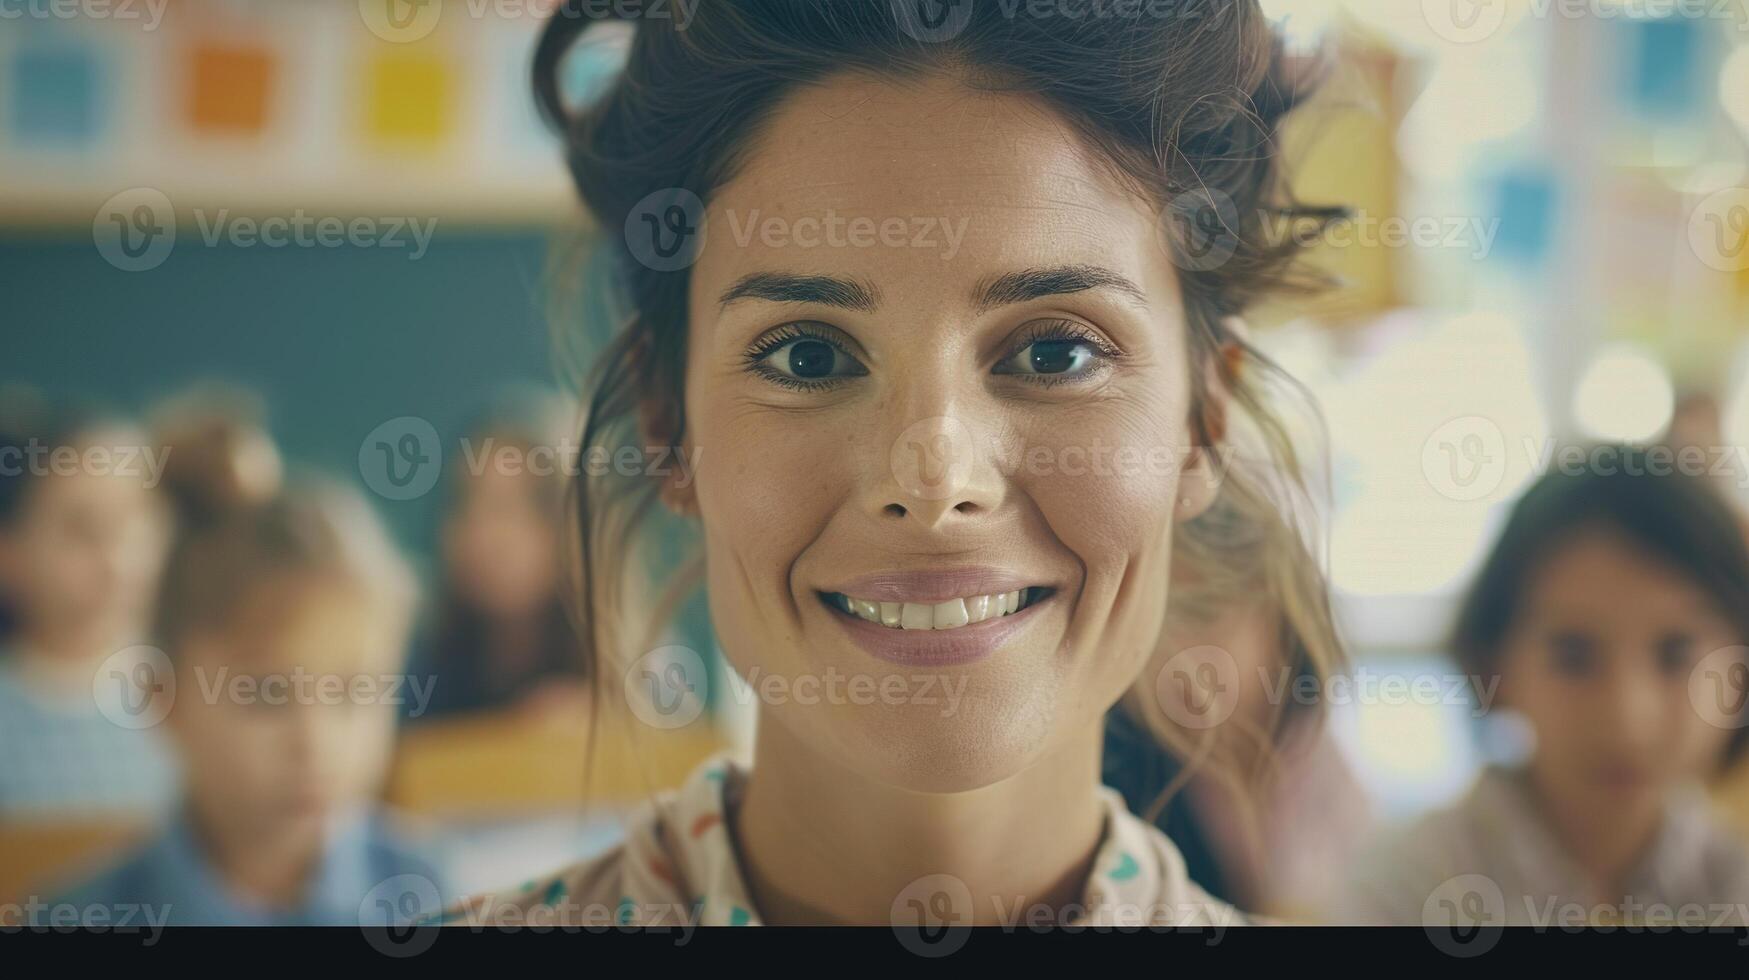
[0,389,177,816]
[409,388,586,722]
[47,422,447,925]
[1345,445,1749,926]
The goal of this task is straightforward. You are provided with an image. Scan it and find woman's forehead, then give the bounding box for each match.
[696,74,1161,259]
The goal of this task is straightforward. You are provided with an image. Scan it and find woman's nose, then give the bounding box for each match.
[870,411,1007,529]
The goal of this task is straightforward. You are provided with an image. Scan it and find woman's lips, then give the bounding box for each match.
[817,587,1052,667]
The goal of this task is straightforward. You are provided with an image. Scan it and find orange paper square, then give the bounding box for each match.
[186,42,274,135]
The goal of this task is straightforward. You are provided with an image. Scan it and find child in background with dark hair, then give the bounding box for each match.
[0,388,177,816]
[1345,445,1749,926]
[409,387,587,722]
[46,404,448,925]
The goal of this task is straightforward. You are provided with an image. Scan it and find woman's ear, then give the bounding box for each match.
[631,337,699,519]
[1176,318,1247,522]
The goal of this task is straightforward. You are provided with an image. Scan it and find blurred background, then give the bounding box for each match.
[2,0,1749,923]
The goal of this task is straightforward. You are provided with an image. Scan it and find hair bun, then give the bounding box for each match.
[148,383,283,524]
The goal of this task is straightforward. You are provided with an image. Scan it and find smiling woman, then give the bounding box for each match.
[444,0,1345,929]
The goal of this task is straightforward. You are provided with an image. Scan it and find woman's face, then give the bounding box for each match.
[1501,529,1742,817]
[676,74,1216,792]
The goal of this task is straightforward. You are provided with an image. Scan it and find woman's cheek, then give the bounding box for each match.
[690,400,850,661]
[1014,404,1184,682]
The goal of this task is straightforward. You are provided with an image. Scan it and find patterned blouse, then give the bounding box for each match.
[439,751,1245,929]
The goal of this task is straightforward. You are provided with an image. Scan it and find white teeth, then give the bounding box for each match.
[837,590,1035,630]
[933,598,969,629]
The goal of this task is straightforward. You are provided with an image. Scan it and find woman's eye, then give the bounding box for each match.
[755,336,863,385]
[996,338,1105,379]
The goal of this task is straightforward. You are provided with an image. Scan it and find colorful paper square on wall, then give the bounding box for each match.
[363,48,455,148]
[185,41,276,136]
[8,42,105,147]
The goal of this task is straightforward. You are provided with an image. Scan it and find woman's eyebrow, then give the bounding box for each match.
[974,265,1149,313]
[718,272,882,312]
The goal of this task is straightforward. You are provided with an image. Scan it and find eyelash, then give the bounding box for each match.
[743,322,857,392]
[998,319,1123,387]
[740,318,1123,392]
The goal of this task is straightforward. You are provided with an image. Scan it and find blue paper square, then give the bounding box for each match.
[9,43,105,147]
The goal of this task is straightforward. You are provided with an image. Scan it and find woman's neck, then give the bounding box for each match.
[733,717,1108,926]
